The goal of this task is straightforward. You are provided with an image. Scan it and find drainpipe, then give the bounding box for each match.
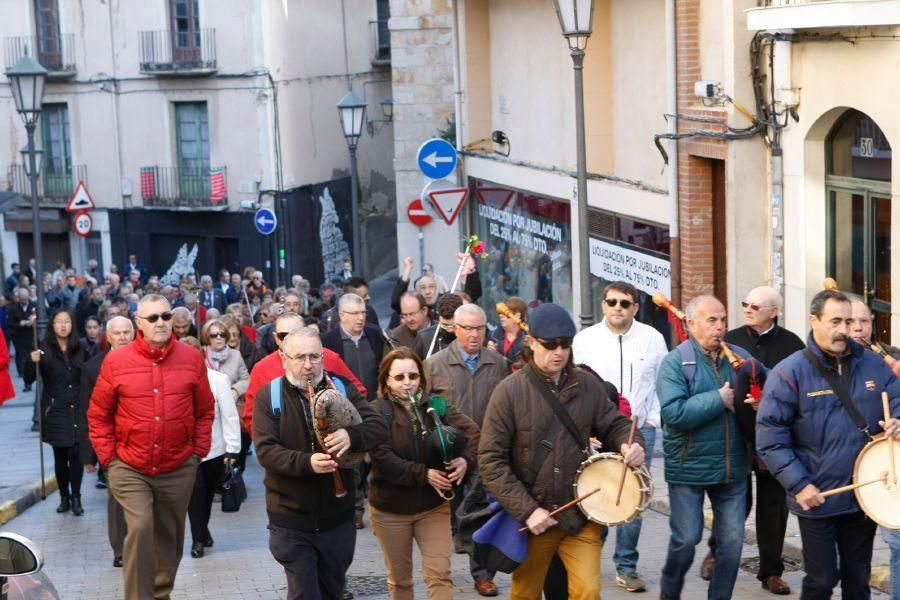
[770,34,794,299]
[666,0,681,306]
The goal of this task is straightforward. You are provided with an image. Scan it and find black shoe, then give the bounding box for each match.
[23,384,31,392]
[203,536,214,548]
[190,541,204,558]
[71,496,84,516]
[113,556,123,568]
[56,496,70,513]
[30,423,39,432]
[96,471,108,489]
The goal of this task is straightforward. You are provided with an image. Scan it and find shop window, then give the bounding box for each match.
[828,109,892,182]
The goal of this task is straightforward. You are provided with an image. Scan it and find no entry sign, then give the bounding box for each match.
[407,198,432,226]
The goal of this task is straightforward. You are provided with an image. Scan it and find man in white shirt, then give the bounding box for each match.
[572,281,667,593]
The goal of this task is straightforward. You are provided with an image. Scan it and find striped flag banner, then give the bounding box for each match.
[209,167,227,204]
[140,167,157,199]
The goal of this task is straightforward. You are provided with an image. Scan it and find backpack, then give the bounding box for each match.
[677,340,698,388]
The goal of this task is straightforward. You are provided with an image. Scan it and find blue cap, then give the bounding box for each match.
[528,303,576,339]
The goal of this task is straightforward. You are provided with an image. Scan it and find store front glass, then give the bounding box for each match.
[469,180,572,322]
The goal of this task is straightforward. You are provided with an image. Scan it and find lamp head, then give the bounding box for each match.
[553,0,595,51]
[337,90,368,146]
[5,54,48,124]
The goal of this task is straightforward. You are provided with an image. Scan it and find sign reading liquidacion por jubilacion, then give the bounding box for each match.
[589,238,672,298]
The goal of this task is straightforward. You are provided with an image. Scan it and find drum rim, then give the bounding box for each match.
[853,435,900,529]
[572,454,654,526]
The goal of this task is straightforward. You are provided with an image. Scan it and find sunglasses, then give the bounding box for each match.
[741,301,774,311]
[209,331,227,339]
[537,338,573,351]
[604,298,634,309]
[389,372,420,382]
[276,331,290,341]
[138,312,173,323]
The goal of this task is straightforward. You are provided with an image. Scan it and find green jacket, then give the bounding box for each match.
[657,338,750,486]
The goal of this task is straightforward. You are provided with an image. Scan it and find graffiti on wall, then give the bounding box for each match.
[318,186,351,283]
[160,243,199,286]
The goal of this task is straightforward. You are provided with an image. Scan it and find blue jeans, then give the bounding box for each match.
[613,425,656,574]
[883,526,900,599]
[661,478,747,600]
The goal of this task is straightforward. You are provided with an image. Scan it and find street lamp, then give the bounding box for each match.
[19,143,44,178]
[337,89,367,278]
[553,0,595,329]
[6,55,48,341]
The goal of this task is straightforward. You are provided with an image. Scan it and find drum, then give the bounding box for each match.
[573,453,653,526]
[854,434,900,529]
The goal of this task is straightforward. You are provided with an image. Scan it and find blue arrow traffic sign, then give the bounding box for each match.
[417,138,458,180]
[254,208,277,235]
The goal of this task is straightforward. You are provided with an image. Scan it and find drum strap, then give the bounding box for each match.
[803,349,871,439]
[525,368,588,460]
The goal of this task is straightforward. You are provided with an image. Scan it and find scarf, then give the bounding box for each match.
[205,346,231,371]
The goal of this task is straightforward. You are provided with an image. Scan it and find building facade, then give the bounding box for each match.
[1,0,395,285]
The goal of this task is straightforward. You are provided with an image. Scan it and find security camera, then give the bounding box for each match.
[694,80,721,99]
[240,200,258,210]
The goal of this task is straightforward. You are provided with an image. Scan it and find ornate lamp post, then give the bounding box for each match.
[337,90,367,278]
[7,54,48,339]
[553,0,595,328]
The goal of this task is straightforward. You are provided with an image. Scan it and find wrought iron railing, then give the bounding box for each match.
[4,34,76,75]
[139,165,228,209]
[10,164,87,205]
[138,28,217,74]
[370,19,391,64]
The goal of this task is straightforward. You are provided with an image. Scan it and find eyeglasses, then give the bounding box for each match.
[604,298,634,309]
[137,312,173,323]
[283,352,322,364]
[389,372,420,382]
[741,301,775,311]
[209,331,227,339]
[456,324,486,333]
[537,338,573,351]
[849,318,872,325]
[401,308,425,319]
[341,310,367,317]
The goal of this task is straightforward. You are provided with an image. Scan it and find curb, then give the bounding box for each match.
[0,476,58,527]
[647,498,891,594]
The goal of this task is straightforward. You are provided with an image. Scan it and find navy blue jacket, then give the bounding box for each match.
[757,335,900,518]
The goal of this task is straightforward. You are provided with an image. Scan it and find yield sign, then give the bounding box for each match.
[66,181,95,212]
[428,188,469,225]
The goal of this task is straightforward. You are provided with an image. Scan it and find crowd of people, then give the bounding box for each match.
[1,252,899,600]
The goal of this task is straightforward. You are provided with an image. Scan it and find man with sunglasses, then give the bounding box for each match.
[425,303,510,596]
[480,302,643,599]
[88,294,215,600]
[695,286,804,595]
[572,281,666,593]
[253,328,388,600]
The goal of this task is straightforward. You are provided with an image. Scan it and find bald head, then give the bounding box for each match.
[171,306,193,338]
[274,312,305,349]
[686,295,727,352]
[742,286,781,333]
[849,299,874,344]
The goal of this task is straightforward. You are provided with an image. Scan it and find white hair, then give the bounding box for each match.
[338,293,365,312]
[282,327,322,352]
[684,295,721,321]
[106,315,134,330]
[454,303,485,322]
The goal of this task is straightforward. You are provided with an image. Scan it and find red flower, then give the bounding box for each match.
[472,241,486,255]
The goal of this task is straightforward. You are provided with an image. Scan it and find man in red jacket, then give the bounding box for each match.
[88,294,214,600]
[242,312,365,433]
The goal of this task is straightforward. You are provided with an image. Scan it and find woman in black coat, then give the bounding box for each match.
[25,308,85,515]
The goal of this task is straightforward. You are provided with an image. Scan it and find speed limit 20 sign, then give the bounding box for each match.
[72,211,93,237]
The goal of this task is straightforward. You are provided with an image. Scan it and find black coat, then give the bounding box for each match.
[6,301,35,346]
[199,288,226,312]
[78,350,107,464]
[25,343,83,448]
[723,322,805,370]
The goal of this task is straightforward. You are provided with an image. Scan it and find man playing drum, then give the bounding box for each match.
[757,290,900,599]
[479,303,644,600]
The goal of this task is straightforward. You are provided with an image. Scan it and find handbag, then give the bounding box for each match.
[221,462,247,513]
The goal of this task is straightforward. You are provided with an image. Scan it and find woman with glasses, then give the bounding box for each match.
[487,296,527,370]
[26,309,86,516]
[180,335,241,559]
[369,347,479,600]
[202,318,252,472]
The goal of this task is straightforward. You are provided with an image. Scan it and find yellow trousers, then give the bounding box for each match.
[511,521,603,600]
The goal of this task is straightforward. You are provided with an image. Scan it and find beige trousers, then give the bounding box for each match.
[108,455,198,600]
[370,502,454,600]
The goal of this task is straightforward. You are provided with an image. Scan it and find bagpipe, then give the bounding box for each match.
[307,376,364,498]
[409,392,468,500]
[652,293,766,442]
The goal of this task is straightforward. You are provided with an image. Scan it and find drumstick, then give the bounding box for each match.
[615,417,638,506]
[883,392,897,486]
[518,486,602,533]
[820,473,887,498]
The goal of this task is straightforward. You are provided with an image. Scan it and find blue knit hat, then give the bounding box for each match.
[528,303,576,339]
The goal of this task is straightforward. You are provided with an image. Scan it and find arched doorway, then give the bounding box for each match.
[826,109,892,340]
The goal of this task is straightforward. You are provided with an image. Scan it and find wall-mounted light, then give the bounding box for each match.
[367,97,394,136]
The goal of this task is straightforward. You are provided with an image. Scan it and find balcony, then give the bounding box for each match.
[4,34,76,79]
[139,166,228,210]
[370,19,390,66]
[747,0,900,31]
[138,29,217,76]
[9,164,87,207]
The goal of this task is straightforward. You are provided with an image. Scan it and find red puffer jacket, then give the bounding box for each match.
[88,332,215,475]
